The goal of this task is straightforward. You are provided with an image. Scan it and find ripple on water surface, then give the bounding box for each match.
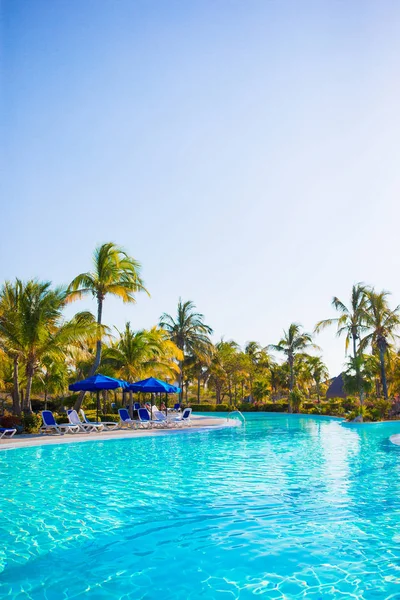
[1,413,400,599]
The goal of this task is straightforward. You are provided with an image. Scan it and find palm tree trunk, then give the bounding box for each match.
[197,369,201,404]
[352,333,363,407]
[379,343,388,400]
[24,361,34,414]
[74,296,103,411]
[288,357,294,413]
[12,356,21,416]
[178,361,183,403]
[129,390,133,418]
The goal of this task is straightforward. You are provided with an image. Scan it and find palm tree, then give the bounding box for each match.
[0,280,24,414]
[269,323,314,412]
[33,356,69,410]
[315,284,368,359]
[315,284,368,405]
[103,323,182,415]
[104,323,182,382]
[67,242,148,410]
[244,341,270,398]
[306,356,329,402]
[20,281,96,413]
[159,299,213,399]
[361,289,400,400]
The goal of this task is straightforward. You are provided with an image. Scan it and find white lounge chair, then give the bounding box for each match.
[0,427,17,439]
[67,410,104,433]
[41,410,80,435]
[118,408,137,429]
[171,407,192,427]
[153,410,175,428]
[80,409,118,431]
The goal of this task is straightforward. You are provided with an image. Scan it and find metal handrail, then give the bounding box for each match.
[226,410,246,425]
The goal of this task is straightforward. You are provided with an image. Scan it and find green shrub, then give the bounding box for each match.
[289,389,305,413]
[188,404,230,412]
[364,399,391,421]
[84,411,119,422]
[21,413,42,433]
[0,413,22,429]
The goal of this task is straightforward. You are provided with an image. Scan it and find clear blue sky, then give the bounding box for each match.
[2,0,400,376]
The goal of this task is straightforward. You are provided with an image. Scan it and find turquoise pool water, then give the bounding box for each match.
[1,413,400,599]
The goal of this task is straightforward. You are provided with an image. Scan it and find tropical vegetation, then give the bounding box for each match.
[2,243,400,429]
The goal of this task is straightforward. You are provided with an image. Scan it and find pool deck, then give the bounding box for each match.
[0,415,239,451]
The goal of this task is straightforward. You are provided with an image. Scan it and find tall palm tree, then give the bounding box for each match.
[315,284,368,359]
[1,280,92,413]
[361,289,400,400]
[159,299,213,399]
[269,323,314,412]
[0,280,24,414]
[67,242,148,410]
[315,283,368,405]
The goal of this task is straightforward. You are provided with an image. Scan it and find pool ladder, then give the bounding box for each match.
[226,410,246,426]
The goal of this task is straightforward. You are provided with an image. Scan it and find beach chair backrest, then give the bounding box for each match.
[68,410,81,425]
[119,408,131,422]
[138,408,150,422]
[80,409,90,423]
[133,402,140,410]
[174,403,180,410]
[153,410,166,421]
[182,408,192,420]
[42,410,56,426]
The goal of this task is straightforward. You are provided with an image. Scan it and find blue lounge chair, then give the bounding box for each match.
[171,407,192,427]
[118,408,137,429]
[41,410,80,435]
[0,427,17,439]
[133,402,140,411]
[137,408,152,428]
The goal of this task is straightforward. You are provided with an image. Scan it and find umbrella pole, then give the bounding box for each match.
[96,390,100,423]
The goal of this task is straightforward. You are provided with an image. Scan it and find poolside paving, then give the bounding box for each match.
[0,415,239,450]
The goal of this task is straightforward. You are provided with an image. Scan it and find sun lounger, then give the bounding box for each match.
[118,408,137,429]
[67,410,104,433]
[0,427,17,439]
[80,410,118,431]
[153,410,175,428]
[41,410,80,435]
[171,407,192,427]
[137,408,152,428]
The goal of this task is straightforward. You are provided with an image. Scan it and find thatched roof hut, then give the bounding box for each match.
[325,373,346,399]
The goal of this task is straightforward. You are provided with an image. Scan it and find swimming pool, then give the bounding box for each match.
[1,413,400,599]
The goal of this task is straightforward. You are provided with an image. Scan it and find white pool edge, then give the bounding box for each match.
[0,420,239,451]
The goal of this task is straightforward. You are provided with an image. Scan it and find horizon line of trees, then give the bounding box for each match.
[1,244,400,418]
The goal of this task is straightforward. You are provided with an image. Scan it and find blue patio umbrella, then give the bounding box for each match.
[69,374,128,422]
[128,377,180,417]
